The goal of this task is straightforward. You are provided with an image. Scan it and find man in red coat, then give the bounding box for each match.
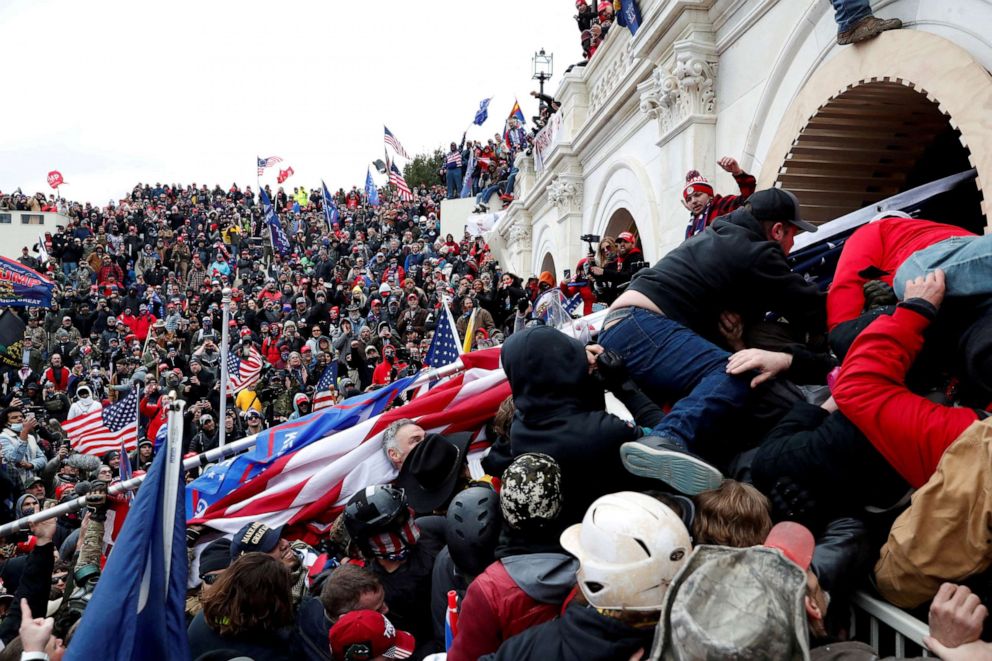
[682,156,756,240]
[826,216,974,331]
[832,269,982,488]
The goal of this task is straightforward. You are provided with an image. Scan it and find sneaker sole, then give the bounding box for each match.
[620,442,723,495]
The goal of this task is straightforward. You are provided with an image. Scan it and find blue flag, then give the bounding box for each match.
[259,189,290,256]
[186,374,416,519]
[365,167,380,206]
[66,417,189,661]
[616,0,642,34]
[0,256,54,308]
[321,180,340,229]
[473,97,492,126]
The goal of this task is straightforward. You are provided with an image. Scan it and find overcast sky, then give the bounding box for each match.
[0,0,582,203]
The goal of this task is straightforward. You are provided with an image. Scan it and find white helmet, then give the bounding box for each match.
[560,491,691,611]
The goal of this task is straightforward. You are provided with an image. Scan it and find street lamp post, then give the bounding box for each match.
[218,287,232,448]
[532,48,554,101]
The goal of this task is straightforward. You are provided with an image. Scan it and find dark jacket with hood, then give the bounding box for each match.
[479,600,654,661]
[502,326,661,526]
[628,206,825,342]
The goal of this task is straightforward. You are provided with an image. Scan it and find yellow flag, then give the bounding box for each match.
[462,308,477,353]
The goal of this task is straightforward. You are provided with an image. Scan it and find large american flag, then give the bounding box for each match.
[383,126,410,159]
[188,350,505,542]
[257,155,283,176]
[388,161,414,201]
[425,300,463,367]
[228,345,264,393]
[312,363,339,411]
[64,388,139,456]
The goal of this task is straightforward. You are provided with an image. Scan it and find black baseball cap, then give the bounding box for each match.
[747,188,818,233]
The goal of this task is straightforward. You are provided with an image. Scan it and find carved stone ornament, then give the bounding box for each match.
[639,51,717,135]
[547,175,583,210]
[508,220,532,245]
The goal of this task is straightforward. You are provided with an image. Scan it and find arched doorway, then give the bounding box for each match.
[775,80,982,232]
[540,252,556,277]
[603,208,642,247]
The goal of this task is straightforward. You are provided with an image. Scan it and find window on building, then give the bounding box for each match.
[0,213,10,224]
[21,214,43,225]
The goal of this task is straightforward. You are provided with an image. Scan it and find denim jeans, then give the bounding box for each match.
[445,168,462,199]
[894,234,992,300]
[599,308,750,448]
[829,0,872,32]
[62,262,77,276]
[476,185,502,205]
[504,167,519,197]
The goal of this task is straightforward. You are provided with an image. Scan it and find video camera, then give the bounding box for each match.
[580,234,601,255]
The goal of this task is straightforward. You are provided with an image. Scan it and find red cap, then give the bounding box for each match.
[764,522,815,571]
[329,611,415,660]
[617,231,636,243]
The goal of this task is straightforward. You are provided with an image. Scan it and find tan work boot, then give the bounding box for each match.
[837,15,902,45]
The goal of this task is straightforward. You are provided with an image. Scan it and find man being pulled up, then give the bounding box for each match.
[598,188,824,495]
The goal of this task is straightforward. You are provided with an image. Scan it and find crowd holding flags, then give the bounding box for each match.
[64,387,140,456]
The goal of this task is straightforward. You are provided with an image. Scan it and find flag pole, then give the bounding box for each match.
[0,358,477,538]
[218,287,232,448]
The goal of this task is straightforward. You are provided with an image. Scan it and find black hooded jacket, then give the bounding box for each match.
[628,207,825,341]
[502,326,652,526]
[479,601,653,661]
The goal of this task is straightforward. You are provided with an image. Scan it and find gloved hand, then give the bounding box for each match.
[594,349,631,392]
[863,279,897,311]
[186,524,204,548]
[85,480,108,522]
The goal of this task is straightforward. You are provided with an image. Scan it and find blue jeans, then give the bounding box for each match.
[504,167,519,197]
[62,262,77,276]
[445,168,462,199]
[829,0,872,32]
[599,308,750,448]
[894,234,992,300]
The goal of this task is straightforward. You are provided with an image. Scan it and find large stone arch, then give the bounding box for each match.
[586,159,663,261]
[753,29,992,224]
[539,252,557,277]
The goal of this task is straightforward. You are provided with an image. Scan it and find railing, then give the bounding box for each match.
[851,591,931,657]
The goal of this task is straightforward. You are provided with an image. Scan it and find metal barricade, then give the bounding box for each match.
[851,591,931,657]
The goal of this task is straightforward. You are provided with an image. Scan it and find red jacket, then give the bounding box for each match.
[139,395,168,443]
[833,305,977,487]
[121,312,157,342]
[447,560,562,661]
[827,218,973,330]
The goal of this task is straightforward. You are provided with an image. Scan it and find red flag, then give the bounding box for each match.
[277,167,295,184]
[47,170,65,189]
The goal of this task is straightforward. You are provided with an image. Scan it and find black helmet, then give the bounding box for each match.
[445,486,501,577]
[343,485,409,543]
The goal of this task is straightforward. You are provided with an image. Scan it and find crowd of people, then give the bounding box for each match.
[0,8,989,649]
[0,157,989,659]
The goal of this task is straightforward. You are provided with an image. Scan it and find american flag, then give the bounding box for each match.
[228,345,264,393]
[388,161,414,201]
[384,126,410,159]
[64,388,139,456]
[188,350,505,542]
[257,155,283,176]
[425,300,463,367]
[312,363,339,411]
